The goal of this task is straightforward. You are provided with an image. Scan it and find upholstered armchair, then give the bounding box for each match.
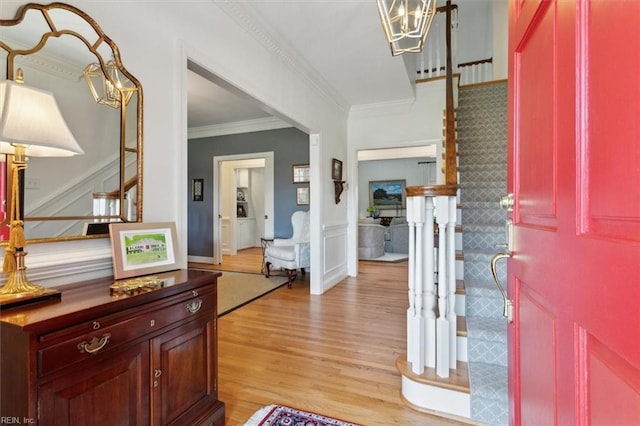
[358,222,386,259]
[264,210,310,288]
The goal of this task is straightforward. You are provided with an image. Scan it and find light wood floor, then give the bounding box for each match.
[190,248,468,425]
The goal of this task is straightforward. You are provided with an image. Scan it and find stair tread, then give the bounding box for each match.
[457,315,467,337]
[397,356,470,394]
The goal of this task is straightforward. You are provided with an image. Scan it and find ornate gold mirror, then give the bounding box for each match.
[0,2,143,243]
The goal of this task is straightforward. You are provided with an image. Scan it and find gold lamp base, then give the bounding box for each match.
[0,252,61,309]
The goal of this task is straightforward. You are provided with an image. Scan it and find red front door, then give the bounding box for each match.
[508,0,640,424]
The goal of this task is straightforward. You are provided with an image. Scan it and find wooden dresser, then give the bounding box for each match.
[0,269,225,425]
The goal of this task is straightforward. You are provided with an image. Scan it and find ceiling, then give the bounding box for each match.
[187,0,494,132]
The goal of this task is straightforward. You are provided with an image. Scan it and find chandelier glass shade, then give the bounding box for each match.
[83,59,135,109]
[377,0,438,56]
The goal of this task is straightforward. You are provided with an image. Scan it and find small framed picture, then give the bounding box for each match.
[332,158,342,181]
[296,187,310,205]
[292,163,310,183]
[109,222,179,280]
[237,204,247,217]
[192,178,204,201]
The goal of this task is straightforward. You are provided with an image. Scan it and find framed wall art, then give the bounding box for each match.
[109,222,179,280]
[369,179,406,210]
[192,178,204,201]
[331,158,343,181]
[296,187,310,205]
[292,163,310,183]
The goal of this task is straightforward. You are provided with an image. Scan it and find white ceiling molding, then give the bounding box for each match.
[188,116,292,140]
[1,41,82,83]
[216,1,351,116]
[349,97,417,119]
[357,144,438,161]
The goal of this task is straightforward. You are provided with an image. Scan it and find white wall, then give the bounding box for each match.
[493,0,509,80]
[0,1,347,292]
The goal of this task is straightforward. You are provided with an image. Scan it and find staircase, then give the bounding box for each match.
[457,81,508,425]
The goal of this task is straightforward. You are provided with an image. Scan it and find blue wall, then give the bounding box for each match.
[187,127,309,257]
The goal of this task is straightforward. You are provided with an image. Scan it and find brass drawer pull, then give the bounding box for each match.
[185,299,203,314]
[77,333,112,354]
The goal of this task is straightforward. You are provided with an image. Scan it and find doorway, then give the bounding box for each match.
[350,144,438,275]
[213,152,274,265]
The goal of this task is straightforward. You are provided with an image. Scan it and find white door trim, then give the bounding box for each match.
[212,152,274,264]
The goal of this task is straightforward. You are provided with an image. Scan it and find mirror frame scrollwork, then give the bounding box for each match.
[0,2,143,244]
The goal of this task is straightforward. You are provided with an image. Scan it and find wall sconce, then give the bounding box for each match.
[0,78,84,308]
[334,180,345,204]
[331,158,345,204]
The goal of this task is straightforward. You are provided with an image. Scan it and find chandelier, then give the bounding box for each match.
[83,59,135,109]
[377,0,438,56]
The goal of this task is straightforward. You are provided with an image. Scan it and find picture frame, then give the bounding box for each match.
[369,179,406,210]
[296,187,310,205]
[192,178,204,201]
[109,222,179,280]
[237,204,247,217]
[292,163,310,183]
[331,158,342,181]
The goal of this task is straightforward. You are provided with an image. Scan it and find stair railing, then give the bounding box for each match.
[458,58,494,85]
[93,176,138,222]
[416,3,494,86]
[405,1,459,379]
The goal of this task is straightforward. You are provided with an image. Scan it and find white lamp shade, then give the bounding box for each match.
[0,80,84,157]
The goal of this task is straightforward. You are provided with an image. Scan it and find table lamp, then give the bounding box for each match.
[0,78,84,308]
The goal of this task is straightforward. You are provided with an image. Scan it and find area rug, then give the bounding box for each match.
[244,404,360,426]
[190,270,288,315]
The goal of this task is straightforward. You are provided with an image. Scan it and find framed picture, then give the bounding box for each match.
[109,222,179,280]
[296,187,310,205]
[292,163,310,183]
[237,204,247,217]
[192,178,204,201]
[369,179,406,210]
[331,158,343,181]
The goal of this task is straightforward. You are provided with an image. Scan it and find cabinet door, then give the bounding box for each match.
[39,342,149,426]
[151,315,219,426]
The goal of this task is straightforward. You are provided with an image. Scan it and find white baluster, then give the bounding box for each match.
[447,196,457,367]
[423,197,436,368]
[428,35,433,78]
[435,196,450,378]
[406,196,417,368]
[413,196,425,374]
[435,19,441,77]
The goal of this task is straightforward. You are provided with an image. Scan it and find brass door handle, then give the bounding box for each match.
[490,253,513,323]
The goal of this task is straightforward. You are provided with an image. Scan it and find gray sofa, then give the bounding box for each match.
[384,217,409,254]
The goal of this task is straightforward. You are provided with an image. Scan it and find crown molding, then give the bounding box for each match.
[216,1,350,117]
[348,97,417,119]
[1,38,84,83]
[188,116,292,139]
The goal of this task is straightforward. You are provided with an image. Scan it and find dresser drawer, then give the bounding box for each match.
[38,288,216,377]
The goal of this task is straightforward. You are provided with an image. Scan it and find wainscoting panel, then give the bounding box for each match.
[322,223,348,292]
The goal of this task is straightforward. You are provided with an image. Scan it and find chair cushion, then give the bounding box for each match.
[267,245,296,262]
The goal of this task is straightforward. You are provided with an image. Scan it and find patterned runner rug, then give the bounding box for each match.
[244,405,360,426]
